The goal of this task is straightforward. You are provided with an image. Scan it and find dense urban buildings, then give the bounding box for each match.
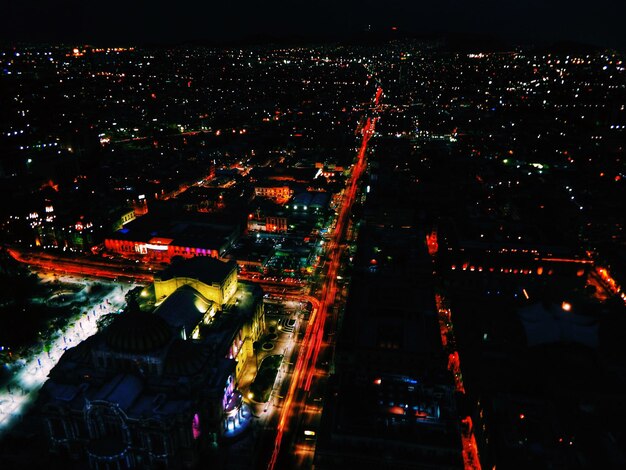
[0,29,625,470]
[39,257,264,469]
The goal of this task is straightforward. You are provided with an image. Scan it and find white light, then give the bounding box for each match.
[144,243,168,251]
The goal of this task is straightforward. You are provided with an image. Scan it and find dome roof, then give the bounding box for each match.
[164,340,211,376]
[106,311,173,354]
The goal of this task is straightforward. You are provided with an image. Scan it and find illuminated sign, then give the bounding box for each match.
[192,414,201,439]
[145,243,169,251]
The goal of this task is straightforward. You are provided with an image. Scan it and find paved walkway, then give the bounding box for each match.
[0,280,137,437]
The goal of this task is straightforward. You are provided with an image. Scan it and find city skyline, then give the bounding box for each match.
[0,7,625,469]
[3,0,626,50]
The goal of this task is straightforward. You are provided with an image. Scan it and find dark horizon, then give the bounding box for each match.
[3,0,625,51]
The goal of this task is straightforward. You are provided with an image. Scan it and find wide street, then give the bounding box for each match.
[266,86,382,470]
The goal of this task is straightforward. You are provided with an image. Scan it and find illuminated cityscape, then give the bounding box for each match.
[1,4,626,470]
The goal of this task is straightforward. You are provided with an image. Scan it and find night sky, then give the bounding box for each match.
[3,0,625,49]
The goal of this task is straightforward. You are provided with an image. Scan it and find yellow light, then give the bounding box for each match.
[561,301,572,312]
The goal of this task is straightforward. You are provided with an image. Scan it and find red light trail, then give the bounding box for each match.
[4,84,385,470]
[6,248,154,283]
[267,88,381,470]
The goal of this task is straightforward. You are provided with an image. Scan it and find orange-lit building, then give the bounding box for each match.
[247,215,288,233]
[105,236,223,263]
[247,200,290,234]
[436,218,592,290]
[104,215,239,263]
[254,185,293,203]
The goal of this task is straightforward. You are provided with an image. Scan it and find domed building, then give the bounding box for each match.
[39,257,265,469]
[105,310,173,354]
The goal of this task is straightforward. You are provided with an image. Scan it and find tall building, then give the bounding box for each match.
[38,257,265,469]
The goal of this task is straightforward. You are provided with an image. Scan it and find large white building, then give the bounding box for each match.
[39,258,265,469]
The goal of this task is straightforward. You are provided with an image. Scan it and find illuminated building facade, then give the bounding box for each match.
[110,196,148,232]
[247,200,290,234]
[104,220,238,264]
[132,195,149,217]
[39,258,265,469]
[153,257,238,305]
[265,216,288,232]
[254,185,293,203]
[247,214,288,233]
[104,236,224,263]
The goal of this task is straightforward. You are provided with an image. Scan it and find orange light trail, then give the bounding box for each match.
[461,417,482,470]
[267,90,380,470]
[435,294,481,469]
[7,248,154,283]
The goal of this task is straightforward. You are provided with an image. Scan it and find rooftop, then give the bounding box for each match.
[105,311,173,354]
[155,285,214,338]
[156,256,237,286]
